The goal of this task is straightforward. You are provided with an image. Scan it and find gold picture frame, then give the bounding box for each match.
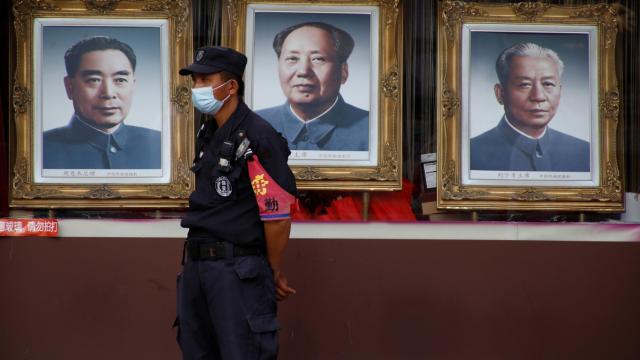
[222,0,403,190]
[11,0,194,208]
[436,1,623,212]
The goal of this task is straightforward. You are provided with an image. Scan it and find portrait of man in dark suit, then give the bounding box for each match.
[470,42,590,172]
[256,21,369,152]
[43,36,161,169]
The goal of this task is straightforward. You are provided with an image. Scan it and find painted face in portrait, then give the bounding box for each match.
[64,49,136,131]
[277,26,348,120]
[495,55,562,138]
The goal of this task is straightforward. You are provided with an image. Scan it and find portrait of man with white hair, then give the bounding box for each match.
[470,42,590,172]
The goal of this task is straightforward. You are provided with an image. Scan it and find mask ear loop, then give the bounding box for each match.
[212,80,233,104]
[212,79,231,92]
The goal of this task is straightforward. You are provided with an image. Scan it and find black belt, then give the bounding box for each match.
[183,240,262,263]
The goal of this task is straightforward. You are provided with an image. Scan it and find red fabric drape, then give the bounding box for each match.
[369,179,416,221]
[290,179,417,222]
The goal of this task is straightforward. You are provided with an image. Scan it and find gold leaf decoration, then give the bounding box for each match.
[441,160,487,200]
[12,157,59,199]
[511,2,550,22]
[381,0,400,27]
[143,0,189,39]
[83,0,121,13]
[382,67,400,100]
[225,0,239,28]
[12,84,31,114]
[11,157,29,199]
[160,158,193,198]
[442,86,459,119]
[601,90,620,120]
[511,187,552,201]
[86,184,120,199]
[588,161,622,201]
[295,167,324,181]
[442,1,487,42]
[369,141,399,181]
[172,85,191,114]
[13,0,59,39]
[571,4,618,48]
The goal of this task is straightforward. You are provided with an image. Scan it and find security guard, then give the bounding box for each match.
[176,46,297,359]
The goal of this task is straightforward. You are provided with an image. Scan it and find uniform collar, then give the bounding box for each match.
[503,114,548,140]
[498,116,551,157]
[282,94,346,146]
[215,100,250,141]
[69,114,128,150]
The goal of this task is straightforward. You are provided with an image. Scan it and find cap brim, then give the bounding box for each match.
[179,63,223,76]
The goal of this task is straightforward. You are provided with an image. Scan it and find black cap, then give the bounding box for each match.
[179,46,247,77]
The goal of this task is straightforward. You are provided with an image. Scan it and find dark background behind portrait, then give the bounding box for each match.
[251,11,371,112]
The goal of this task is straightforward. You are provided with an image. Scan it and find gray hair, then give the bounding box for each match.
[495,42,564,86]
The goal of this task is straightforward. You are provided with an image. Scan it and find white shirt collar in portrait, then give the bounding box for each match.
[503,114,547,140]
[289,96,340,124]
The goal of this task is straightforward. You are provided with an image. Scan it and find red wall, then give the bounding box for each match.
[1,237,639,359]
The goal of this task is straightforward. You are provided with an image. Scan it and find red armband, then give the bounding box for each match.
[248,155,295,221]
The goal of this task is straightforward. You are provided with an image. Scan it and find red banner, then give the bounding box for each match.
[248,155,295,221]
[0,218,59,237]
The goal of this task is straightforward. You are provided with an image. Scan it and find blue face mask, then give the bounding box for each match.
[191,80,230,115]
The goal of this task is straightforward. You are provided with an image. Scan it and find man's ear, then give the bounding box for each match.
[494,83,504,105]
[340,62,349,85]
[229,79,239,95]
[64,76,73,100]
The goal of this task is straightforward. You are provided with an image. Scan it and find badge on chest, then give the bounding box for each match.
[214,176,233,197]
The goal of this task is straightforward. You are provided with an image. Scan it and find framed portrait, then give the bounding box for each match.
[11,0,194,208]
[436,1,623,212]
[223,0,403,190]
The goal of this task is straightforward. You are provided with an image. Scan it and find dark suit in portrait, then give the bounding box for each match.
[43,115,161,169]
[257,95,368,151]
[470,117,590,172]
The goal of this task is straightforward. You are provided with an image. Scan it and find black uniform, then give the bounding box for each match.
[176,100,297,359]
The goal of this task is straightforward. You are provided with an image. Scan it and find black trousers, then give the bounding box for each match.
[176,242,279,360]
